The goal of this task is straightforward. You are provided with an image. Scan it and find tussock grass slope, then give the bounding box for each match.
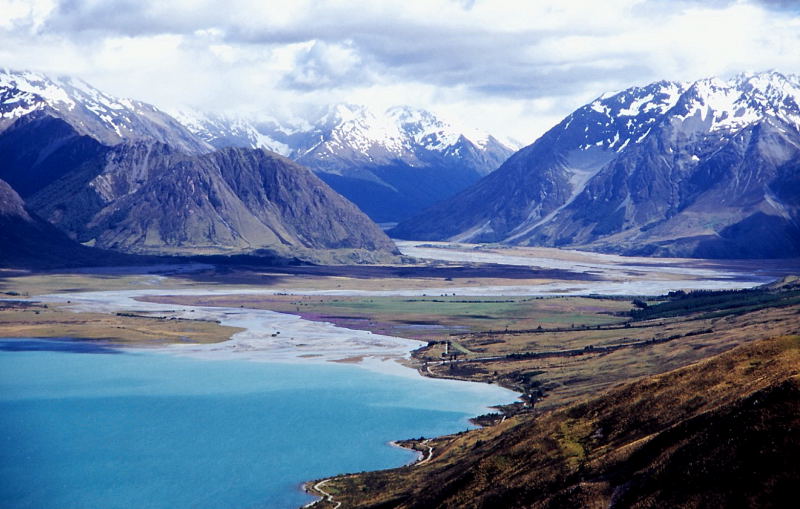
[322,334,800,508]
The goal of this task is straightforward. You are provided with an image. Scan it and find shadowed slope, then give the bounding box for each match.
[0,179,133,268]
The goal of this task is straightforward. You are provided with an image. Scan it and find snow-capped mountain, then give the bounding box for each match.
[294,104,513,172]
[392,71,800,259]
[171,104,516,222]
[0,70,398,260]
[296,104,419,171]
[168,109,293,156]
[0,69,209,153]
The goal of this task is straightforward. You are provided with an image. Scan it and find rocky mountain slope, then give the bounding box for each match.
[172,104,515,222]
[0,109,109,197]
[24,141,397,257]
[392,72,800,259]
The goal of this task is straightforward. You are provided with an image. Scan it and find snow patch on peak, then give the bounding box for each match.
[388,105,463,151]
[568,71,800,155]
[673,71,800,133]
[0,68,210,153]
[167,107,291,156]
[325,103,369,124]
[589,81,687,118]
[618,94,655,116]
[571,81,689,150]
[387,105,437,125]
[0,69,76,110]
[589,101,610,115]
[735,70,799,92]
[321,104,408,156]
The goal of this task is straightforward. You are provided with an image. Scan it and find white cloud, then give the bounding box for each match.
[1,0,799,144]
[0,0,56,30]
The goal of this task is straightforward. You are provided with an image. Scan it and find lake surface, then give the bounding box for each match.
[0,339,517,509]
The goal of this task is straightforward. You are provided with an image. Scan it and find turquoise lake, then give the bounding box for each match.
[0,339,516,509]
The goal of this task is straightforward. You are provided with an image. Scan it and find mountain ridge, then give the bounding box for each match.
[24,139,398,257]
[0,69,210,154]
[391,71,800,259]
[0,177,139,268]
[0,69,515,224]
[0,71,400,263]
[170,103,516,222]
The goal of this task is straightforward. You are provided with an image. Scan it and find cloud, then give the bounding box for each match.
[281,41,372,91]
[751,0,800,10]
[1,0,799,143]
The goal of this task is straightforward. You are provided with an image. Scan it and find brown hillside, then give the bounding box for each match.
[321,334,800,508]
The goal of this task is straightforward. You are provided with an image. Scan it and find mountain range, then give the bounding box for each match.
[1,69,798,263]
[0,69,397,264]
[392,71,800,259]
[171,104,515,222]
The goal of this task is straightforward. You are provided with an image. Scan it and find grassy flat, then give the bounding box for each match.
[0,300,242,345]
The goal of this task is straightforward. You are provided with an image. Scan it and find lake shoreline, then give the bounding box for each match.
[4,251,794,508]
[1,336,521,509]
[20,288,523,509]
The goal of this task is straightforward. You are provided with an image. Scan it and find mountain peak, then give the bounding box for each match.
[162,100,515,223]
[0,69,75,108]
[328,103,369,121]
[392,70,800,259]
[671,70,800,134]
[0,69,210,153]
[386,105,438,125]
[733,69,798,88]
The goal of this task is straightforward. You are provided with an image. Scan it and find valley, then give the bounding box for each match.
[1,59,799,509]
[1,245,799,508]
[127,247,800,416]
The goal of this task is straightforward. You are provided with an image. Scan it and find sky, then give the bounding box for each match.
[2,0,800,145]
